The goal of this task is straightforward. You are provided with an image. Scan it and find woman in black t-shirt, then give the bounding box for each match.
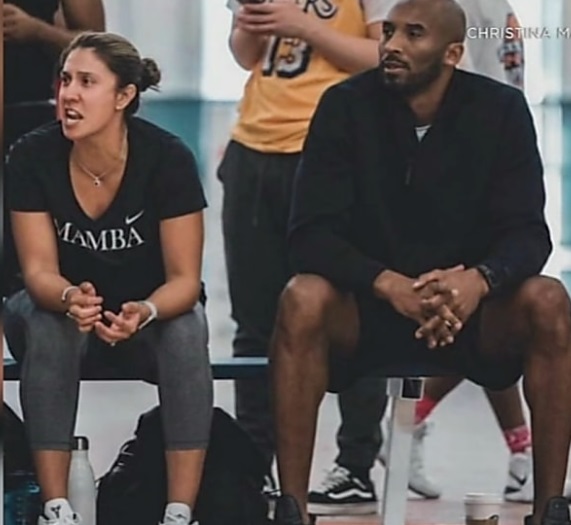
[5,32,212,525]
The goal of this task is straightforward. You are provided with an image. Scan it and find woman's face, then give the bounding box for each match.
[58,48,134,141]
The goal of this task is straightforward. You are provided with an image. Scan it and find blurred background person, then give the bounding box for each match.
[3,0,105,302]
[4,0,105,149]
[219,0,386,512]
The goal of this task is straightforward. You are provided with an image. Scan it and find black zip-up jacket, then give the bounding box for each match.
[288,68,552,296]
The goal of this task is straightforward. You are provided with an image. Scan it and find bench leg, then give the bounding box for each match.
[380,378,425,525]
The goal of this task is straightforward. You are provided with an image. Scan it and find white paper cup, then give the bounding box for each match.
[464,493,502,525]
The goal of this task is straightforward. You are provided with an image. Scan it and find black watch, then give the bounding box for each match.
[475,264,501,293]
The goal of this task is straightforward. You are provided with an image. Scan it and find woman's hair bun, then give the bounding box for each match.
[140,57,161,92]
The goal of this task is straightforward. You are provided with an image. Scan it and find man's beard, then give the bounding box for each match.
[380,58,443,96]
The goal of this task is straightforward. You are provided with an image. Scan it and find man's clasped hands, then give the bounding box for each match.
[375,265,490,349]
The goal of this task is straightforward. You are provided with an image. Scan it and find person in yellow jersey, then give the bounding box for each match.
[219,0,385,512]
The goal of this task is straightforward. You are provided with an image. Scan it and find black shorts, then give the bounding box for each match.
[327,294,523,393]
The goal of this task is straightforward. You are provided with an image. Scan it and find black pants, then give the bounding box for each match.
[219,140,387,471]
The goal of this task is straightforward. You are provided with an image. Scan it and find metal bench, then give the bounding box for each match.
[4,355,446,525]
[373,364,451,525]
[3,355,268,381]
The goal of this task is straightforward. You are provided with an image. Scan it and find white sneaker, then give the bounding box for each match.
[159,514,193,525]
[38,514,81,525]
[505,449,571,503]
[378,420,442,499]
[38,498,81,525]
[158,522,197,525]
[263,473,280,519]
[504,449,534,502]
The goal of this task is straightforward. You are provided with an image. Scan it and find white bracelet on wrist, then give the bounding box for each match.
[138,300,158,330]
[61,285,80,303]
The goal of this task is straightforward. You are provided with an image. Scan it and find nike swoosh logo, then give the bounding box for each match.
[125,210,144,225]
[509,471,528,487]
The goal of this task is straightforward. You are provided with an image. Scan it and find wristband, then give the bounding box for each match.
[61,285,80,303]
[138,300,158,330]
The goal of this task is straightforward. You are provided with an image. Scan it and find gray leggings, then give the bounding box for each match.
[4,290,213,451]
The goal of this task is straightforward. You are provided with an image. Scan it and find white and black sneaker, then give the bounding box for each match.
[505,449,571,503]
[38,514,81,525]
[307,464,377,515]
[264,473,281,518]
[38,499,81,525]
[159,512,193,525]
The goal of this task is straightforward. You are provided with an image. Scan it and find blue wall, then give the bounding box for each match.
[139,98,205,176]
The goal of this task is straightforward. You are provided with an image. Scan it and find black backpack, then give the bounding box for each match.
[96,407,270,525]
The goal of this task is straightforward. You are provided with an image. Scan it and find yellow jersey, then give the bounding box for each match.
[229,0,382,153]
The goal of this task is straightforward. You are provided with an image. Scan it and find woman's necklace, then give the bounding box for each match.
[73,134,128,188]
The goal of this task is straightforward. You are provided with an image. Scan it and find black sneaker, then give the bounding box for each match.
[307,464,377,515]
[274,495,315,525]
[525,497,571,525]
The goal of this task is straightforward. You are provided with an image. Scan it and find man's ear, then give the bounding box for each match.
[444,42,464,67]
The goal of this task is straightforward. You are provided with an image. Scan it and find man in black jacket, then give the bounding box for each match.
[270,0,571,524]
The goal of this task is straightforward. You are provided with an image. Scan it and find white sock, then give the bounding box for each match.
[44,498,74,520]
[164,502,192,524]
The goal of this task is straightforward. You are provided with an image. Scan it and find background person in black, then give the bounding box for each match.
[3,0,106,300]
[268,0,571,524]
[4,32,212,525]
[4,0,105,148]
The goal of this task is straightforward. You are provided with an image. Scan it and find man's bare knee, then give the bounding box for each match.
[271,274,342,357]
[519,276,571,321]
[519,276,571,355]
[277,274,339,331]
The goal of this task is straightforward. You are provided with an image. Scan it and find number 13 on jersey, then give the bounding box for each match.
[261,36,313,78]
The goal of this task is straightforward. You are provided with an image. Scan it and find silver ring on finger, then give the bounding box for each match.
[66,311,75,320]
[110,341,116,347]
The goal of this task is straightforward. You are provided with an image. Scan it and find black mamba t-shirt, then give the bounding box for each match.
[7,117,207,312]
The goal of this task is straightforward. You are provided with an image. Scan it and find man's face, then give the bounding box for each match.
[378,3,452,95]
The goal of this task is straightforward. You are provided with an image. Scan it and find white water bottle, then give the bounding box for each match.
[68,436,97,525]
